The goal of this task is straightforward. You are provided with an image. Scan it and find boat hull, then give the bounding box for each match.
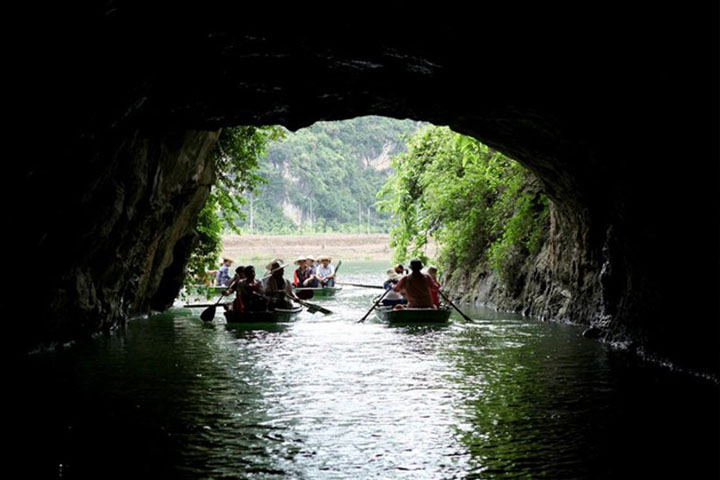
[375,306,452,323]
[293,286,342,298]
[224,306,303,323]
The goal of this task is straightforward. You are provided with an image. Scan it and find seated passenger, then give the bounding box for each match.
[262,260,295,309]
[315,256,336,287]
[392,259,435,309]
[426,266,441,308]
[304,255,320,287]
[215,256,234,287]
[223,266,246,312]
[239,265,266,312]
[381,269,407,306]
[292,257,308,287]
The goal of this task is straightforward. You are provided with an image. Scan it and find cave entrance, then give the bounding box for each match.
[194,115,548,314]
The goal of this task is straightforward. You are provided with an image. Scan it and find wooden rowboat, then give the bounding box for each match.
[293,286,342,298]
[375,306,452,323]
[223,306,303,323]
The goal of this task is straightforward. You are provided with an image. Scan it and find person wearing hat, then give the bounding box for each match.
[392,259,435,309]
[292,256,309,288]
[315,256,336,287]
[262,260,296,309]
[381,268,407,306]
[215,256,235,287]
[305,256,317,275]
[305,256,320,287]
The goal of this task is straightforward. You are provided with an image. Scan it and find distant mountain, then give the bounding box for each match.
[236,116,425,234]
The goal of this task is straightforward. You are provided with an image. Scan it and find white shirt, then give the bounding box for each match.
[316,264,334,278]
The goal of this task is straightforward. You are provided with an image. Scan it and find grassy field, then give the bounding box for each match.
[221,233,436,265]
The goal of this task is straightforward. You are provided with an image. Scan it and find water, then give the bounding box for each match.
[12,262,719,479]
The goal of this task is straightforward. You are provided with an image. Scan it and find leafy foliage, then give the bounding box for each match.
[213,126,285,231]
[234,116,424,233]
[186,126,284,283]
[377,126,549,285]
[185,193,223,285]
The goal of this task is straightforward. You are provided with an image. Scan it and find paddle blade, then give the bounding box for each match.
[200,306,217,322]
[296,289,314,300]
[303,301,332,315]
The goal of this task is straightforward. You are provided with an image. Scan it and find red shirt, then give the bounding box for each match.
[394,272,435,308]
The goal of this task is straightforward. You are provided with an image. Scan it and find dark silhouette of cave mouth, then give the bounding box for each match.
[14,9,719,377]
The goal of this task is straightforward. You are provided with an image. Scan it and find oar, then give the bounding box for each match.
[283,292,332,315]
[357,287,392,323]
[337,282,384,289]
[438,289,473,322]
[184,302,231,308]
[296,297,333,315]
[200,294,227,322]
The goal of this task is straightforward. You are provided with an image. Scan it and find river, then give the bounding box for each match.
[14,261,718,478]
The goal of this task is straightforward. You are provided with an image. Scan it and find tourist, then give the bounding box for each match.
[306,256,317,275]
[292,256,308,287]
[381,268,407,307]
[215,256,234,287]
[262,260,296,309]
[239,265,266,312]
[426,266,441,308]
[223,266,246,312]
[304,256,320,287]
[394,264,408,276]
[392,258,435,309]
[315,256,336,287]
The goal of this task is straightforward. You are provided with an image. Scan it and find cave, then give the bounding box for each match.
[13,6,718,378]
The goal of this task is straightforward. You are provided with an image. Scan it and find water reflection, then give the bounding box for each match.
[13,262,719,479]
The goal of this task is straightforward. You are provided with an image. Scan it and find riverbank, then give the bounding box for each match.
[221,233,436,264]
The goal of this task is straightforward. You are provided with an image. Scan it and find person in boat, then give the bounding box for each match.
[304,256,320,287]
[381,268,407,307]
[292,256,308,287]
[315,256,336,287]
[426,266,441,308]
[394,264,408,276]
[392,258,436,310]
[223,266,246,313]
[227,265,245,291]
[262,260,298,309]
[306,256,317,275]
[239,265,267,312]
[214,256,234,287]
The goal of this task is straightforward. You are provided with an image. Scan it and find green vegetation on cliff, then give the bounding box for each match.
[378,126,549,287]
[235,116,424,234]
[187,126,283,282]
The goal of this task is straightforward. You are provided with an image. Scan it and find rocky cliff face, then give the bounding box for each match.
[15,130,218,352]
[13,8,718,376]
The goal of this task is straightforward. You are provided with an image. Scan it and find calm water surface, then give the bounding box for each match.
[14,262,719,478]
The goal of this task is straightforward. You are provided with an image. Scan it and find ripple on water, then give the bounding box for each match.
[14,271,720,479]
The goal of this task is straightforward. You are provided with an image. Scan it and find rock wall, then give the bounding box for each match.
[15,130,219,352]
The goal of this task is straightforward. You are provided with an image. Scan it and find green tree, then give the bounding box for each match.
[377,126,549,288]
[186,125,284,284]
